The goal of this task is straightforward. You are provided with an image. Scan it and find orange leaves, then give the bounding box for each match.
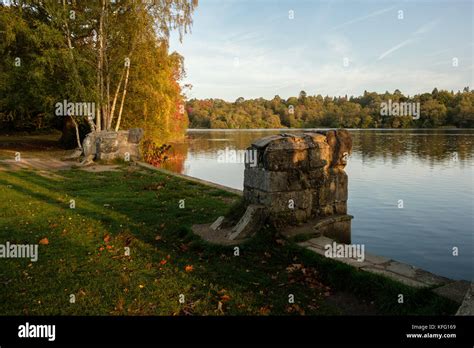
[103,234,111,244]
[97,234,115,255]
[220,294,231,302]
[184,265,193,272]
[39,238,49,245]
[286,304,306,315]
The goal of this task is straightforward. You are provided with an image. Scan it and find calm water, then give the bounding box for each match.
[163,129,474,281]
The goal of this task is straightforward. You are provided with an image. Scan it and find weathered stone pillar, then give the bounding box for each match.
[193,129,353,243]
[243,130,352,224]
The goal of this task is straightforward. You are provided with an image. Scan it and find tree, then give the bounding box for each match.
[0,0,197,147]
[421,99,447,127]
[453,93,474,128]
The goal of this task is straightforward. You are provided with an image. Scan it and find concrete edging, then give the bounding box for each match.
[298,236,472,314]
[136,161,243,196]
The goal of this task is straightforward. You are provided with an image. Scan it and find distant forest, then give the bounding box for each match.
[187,88,474,129]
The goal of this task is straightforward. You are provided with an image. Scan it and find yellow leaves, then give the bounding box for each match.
[138,284,144,289]
[286,263,303,273]
[184,265,193,272]
[39,238,49,245]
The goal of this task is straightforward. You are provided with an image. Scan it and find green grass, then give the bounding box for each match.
[0,165,458,315]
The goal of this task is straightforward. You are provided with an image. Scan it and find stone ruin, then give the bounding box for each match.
[81,128,144,163]
[193,129,353,244]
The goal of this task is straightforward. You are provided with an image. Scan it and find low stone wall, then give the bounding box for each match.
[243,130,352,225]
[82,128,144,162]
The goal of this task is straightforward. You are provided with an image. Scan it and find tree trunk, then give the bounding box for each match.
[96,0,106,131]
[70,116,83,150]
[108,66,125,130]
[115,59,130,131]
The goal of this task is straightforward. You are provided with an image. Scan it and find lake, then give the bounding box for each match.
[162,129,473,281]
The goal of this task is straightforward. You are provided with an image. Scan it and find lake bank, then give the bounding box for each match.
[0,141,460,315]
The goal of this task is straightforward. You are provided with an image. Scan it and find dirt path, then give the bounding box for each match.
[0,133,121,173]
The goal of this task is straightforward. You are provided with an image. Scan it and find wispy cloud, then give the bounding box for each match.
[378,39,415,60]
[414,20,438,35]
[377,20,438,60]
[330,6,396,31]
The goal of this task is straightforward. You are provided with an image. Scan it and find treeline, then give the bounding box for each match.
[0,0,196,147]
[187,88,474,129]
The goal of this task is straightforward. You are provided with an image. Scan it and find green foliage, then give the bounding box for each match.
[187,89,474,129]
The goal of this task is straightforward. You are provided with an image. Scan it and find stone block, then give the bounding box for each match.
[326,129,352,168]
[82,133,97,158]
[128,128,144,144]
[227,205,265,240]
[244,168,310,192]
[433,281,471,304]
[210,216,225,231]
[263,148,309,171]
[97,152,118,161]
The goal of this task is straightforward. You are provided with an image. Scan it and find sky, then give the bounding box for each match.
[169,0,473,101]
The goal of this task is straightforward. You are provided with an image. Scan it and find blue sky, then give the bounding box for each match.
[169,0,473,101]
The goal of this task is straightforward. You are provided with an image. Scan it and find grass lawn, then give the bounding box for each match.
[0,164,458,315]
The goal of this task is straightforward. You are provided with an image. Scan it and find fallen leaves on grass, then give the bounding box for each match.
[220,294,231,302]
[39,238,49,245]
[286,304,306,315]
[285,263,328,293]
[285,263,303,273]
[103,234,111,244]
[184,265,194,272]
[276,239,286,245]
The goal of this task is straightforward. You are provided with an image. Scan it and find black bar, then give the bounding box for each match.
[0,316,472,346]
